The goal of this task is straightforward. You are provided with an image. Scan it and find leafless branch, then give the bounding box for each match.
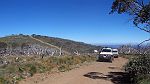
[136,25,150,33]
[138,38,150,46]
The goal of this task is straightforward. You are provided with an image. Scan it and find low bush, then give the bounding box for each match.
[138,78,150,84]
[125,55,150,84]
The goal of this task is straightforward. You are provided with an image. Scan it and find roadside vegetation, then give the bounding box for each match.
[110,0,150,83]
[0,55,96,84]
[119,44,150,84]
[121,54,150,84]
[0,34,99,84]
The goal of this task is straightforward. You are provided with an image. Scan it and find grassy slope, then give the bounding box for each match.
[0,34,101,54]
[0,35,60,49]
[32,34,101,54]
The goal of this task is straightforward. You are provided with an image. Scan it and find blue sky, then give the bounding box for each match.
[0,0,149,44]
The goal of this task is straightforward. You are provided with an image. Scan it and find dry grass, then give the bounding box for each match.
[0,55,96,84]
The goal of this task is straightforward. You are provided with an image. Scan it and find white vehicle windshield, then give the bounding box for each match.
[113,51,118,52]
[102,49,111,52]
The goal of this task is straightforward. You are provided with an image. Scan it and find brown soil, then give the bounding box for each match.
[20,57,128,84]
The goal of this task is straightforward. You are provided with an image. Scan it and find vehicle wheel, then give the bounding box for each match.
[112,57,114,60]
[97,58,101,62]
[109,57,113,63]
[114,56,118,58]
[99,59,104,62]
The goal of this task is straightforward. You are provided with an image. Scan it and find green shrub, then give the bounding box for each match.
[28,64,37,76]
[58,64,71,72]
[0,77,10,84]
[139,78,150,84]
[125,55,150,83]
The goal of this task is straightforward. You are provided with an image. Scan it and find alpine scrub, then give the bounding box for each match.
[0,55,96,84]
[125,55,150,84]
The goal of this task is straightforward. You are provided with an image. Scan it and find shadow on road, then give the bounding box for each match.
[108,66,122,70]
[96,60,112,63]
[83,72,133,84]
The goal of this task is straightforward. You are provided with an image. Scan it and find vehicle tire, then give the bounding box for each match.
[112,56,114,60]
[98,59,103,62]
[97,58,101,62]
[109,57,113,63]
[114,56,118,58]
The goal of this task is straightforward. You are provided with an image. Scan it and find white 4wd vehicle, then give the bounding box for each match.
[98,48,114,62]
[112,49,119,58]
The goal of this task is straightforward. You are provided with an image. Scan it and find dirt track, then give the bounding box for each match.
[20,57,128,84]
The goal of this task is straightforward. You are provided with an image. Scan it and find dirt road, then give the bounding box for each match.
[20,57,128,84]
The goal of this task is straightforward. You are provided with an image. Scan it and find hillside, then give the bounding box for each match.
[31,34,101,53]
[0,34,101,56]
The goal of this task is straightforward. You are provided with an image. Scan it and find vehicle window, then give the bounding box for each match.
[102,49,111,52]
[113,51,117,52]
